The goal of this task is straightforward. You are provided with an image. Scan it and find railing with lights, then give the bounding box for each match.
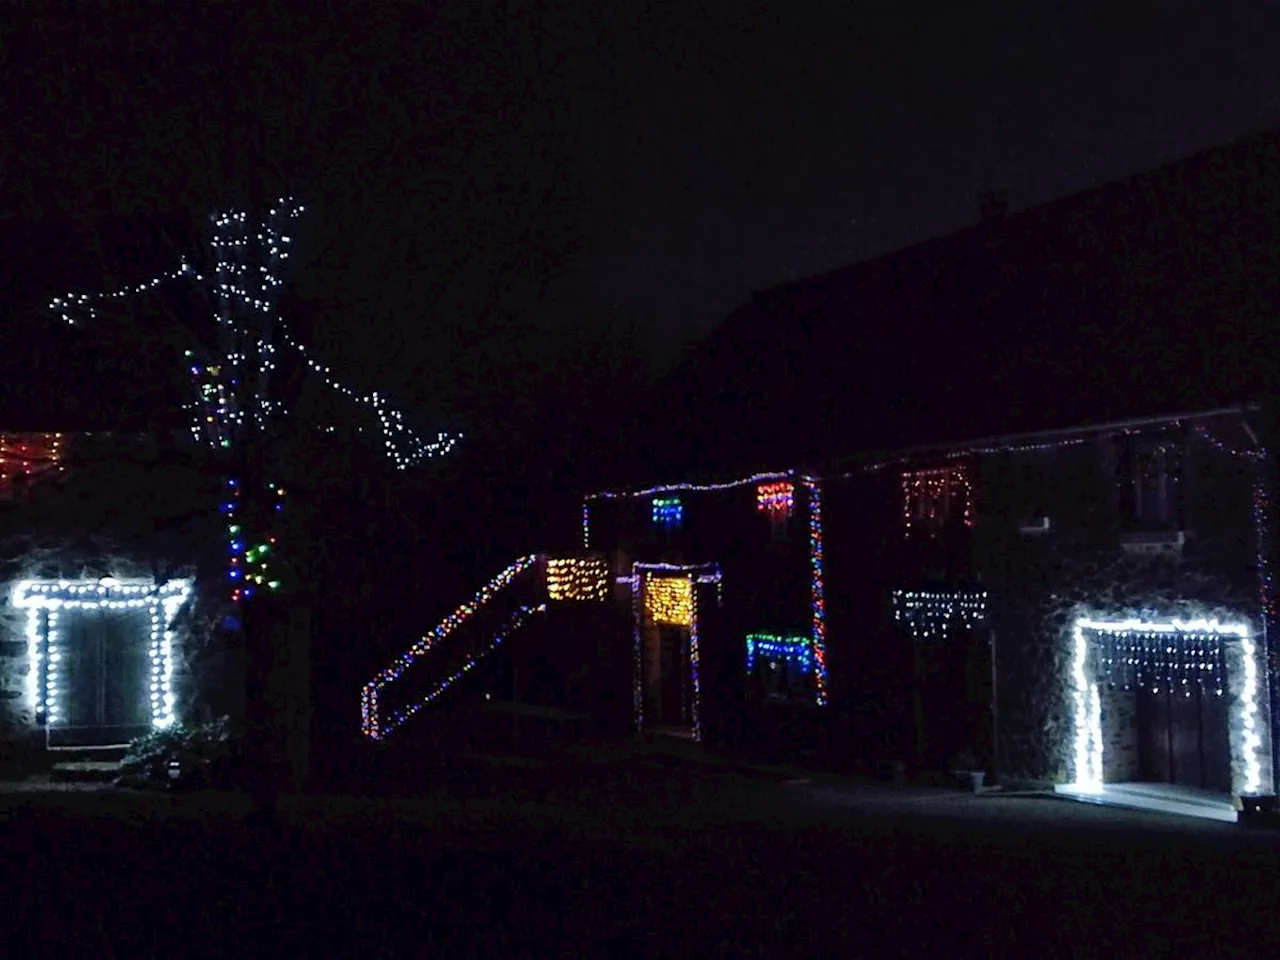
[360,555,551,740]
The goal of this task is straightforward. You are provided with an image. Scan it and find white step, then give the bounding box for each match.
[1054,783,1239,823]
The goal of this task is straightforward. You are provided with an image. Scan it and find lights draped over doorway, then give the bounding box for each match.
[1068,616,1264,797]
[12,578,192,731]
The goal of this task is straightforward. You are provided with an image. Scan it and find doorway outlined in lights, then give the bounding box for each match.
[631,562,721,742]
[1065,616,1268,800]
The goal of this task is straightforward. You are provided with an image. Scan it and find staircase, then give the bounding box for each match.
[361,553,624,744]
[49,745,128,784]
[361,555,549,741]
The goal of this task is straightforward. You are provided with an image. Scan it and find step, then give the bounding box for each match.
[50,760,123,784]
[1054,783,1239,823]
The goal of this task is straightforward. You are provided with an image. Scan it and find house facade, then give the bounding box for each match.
[580,403,1279,806]
[0,430,213,758]
[828,405,1277,802]
[582,473,829,750]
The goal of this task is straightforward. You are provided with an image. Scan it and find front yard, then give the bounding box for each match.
[1,745,1278,957]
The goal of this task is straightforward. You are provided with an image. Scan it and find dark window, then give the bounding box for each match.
[1117,437,1183,528]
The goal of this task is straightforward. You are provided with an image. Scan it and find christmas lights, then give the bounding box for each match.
[48,198,461,470]
[1255,473,1277,629]
[12,578,192,731]
[0,433,65,499]
[1195,425,1268,462]
[582,501,591,550]
[361,555,541,739]
[222,478,286,605]
[756,481,795,519]
[631,569,645,730]
[901,465,974,537]
[892,590,989,640]
[651,496,684,528]
[745,633,813,672]
[546,557,610,602]
[1070,617,1262,796]
[587,470,794,502]
[382,603,549,733]
[644,574,693,626]
[631,563,720,739]
[801,478,829,706]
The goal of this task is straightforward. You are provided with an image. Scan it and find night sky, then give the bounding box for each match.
[4,3,1280,447]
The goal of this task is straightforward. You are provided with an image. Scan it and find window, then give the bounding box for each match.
[900,465,974,537]
[1117,437,1183,528]
[745,634,813,701]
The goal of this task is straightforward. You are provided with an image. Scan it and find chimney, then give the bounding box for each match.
[978,190,1008,223]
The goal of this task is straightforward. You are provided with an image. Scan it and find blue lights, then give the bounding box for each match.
[651,496,684,528]
[745,633,813,672]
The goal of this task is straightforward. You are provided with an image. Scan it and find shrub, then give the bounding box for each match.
[116,716,241,790]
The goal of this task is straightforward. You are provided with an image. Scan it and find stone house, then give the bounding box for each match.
[0,429,222,759]
[825,402,1276,804]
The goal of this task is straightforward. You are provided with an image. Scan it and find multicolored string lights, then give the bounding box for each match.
[361,555,541,740]
[381,603,549,734]
[901,465,974,537]
[0,433,65,500]
[745,633,813,673]
[651,496,684,528]
[756,481,795,521]
[801,478,829,705]
[630,563,720,741]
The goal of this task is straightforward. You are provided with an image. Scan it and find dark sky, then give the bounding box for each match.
[5,2,1280,438]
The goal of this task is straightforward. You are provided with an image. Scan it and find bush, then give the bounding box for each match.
[116,716,241,790]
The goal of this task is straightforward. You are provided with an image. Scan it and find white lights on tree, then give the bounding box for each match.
[48,197,461,470]
[12,579,193,731]
[1070,616,1263,797]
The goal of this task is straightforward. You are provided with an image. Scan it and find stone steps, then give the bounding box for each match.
[50,746,127,784]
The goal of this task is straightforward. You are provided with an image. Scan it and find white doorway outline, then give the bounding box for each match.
[1068,616,1264,797]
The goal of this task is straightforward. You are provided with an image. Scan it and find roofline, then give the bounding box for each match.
[836,403,1262,470]
[583,402,1264,500]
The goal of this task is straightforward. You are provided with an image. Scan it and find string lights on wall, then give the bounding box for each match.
[644,573,693,626]
[651,496,684,529]
[631,563,720,741]
[745,633,813,673]
[547,557,610,602]
[901,464,974,537]
[13,579,192,731]
[801,478,829,705]
[756,481,795,520]
[892,589,990,640]
[1070,617,1262,796]
[0,433,65,500]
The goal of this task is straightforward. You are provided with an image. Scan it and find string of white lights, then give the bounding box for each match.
[46,198,461,469]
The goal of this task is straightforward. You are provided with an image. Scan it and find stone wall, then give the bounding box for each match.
[0,598,34,733]
[974,423,1271,793]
